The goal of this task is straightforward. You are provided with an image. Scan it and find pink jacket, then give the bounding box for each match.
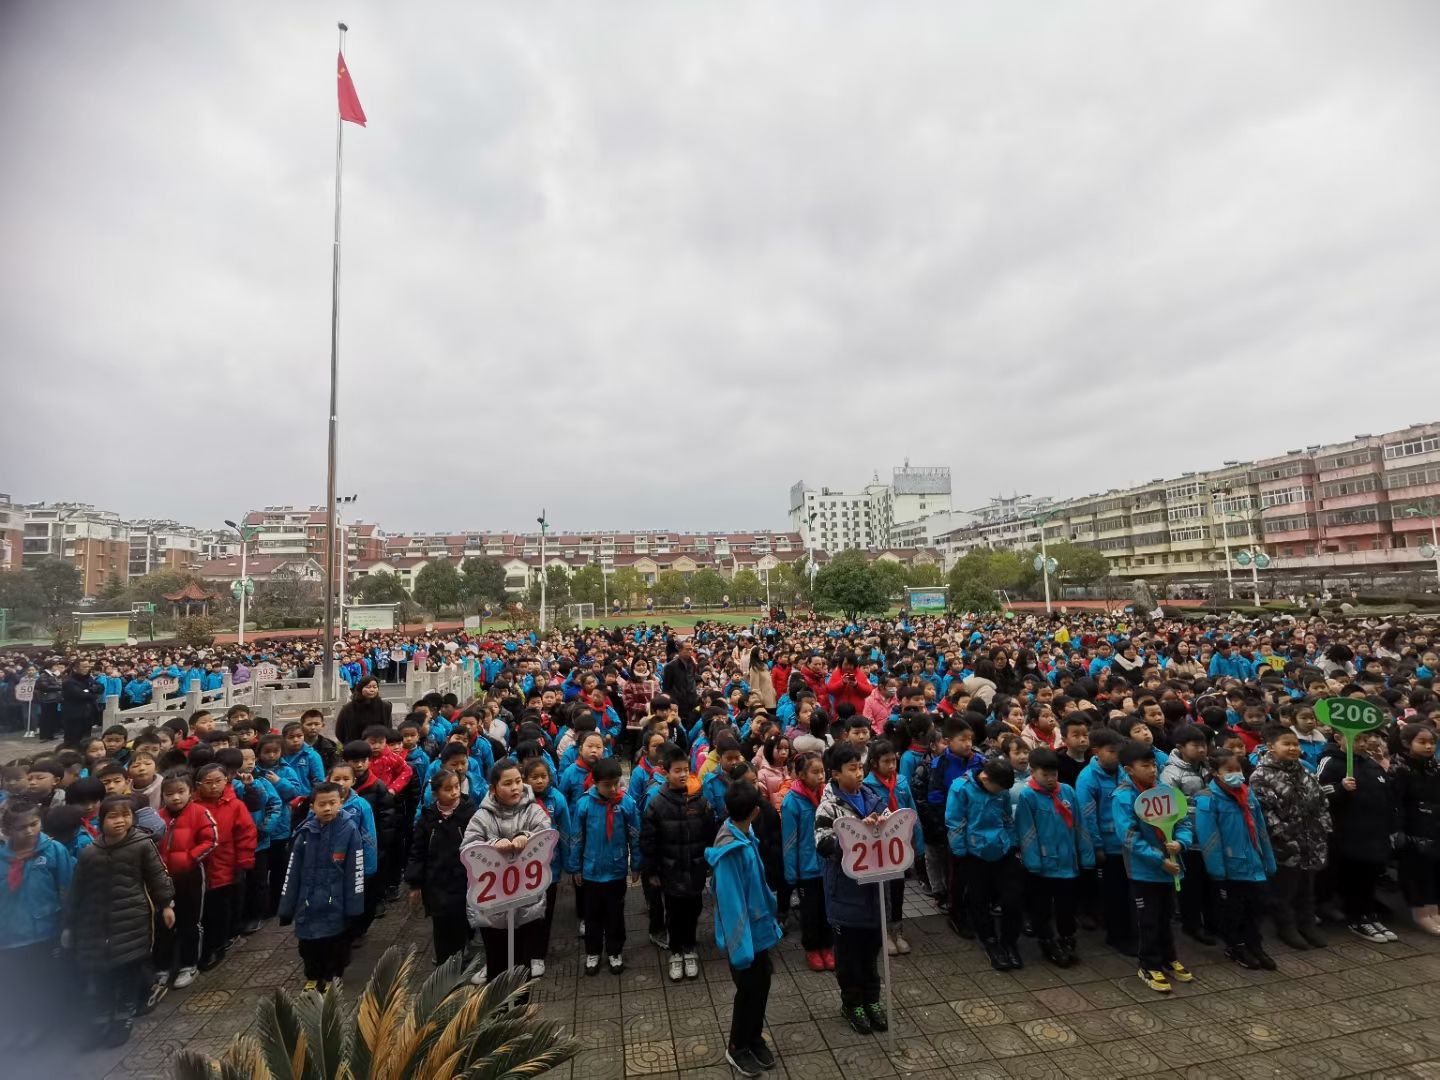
[863,688,896,734]
[754,755,792,813]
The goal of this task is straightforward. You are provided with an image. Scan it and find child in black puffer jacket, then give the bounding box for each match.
[1318,731,1399,943]
[406,768,478,965]
[1389,723,1440,935]
[640,745,717,982]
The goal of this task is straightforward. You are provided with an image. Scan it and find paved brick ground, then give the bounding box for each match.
[12,879,1440,1079]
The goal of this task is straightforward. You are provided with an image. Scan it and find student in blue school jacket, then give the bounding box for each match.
[707,783,782,1076]
[1014,747,1094,969]
[1195,747,1278,972]
[572,758,640,973]
[277,782,366,991]
[1074,729,1130,952]
[861,738,924,957]
[0,799,75,1043]
[780,752,831,969]
[945,756,1022,971]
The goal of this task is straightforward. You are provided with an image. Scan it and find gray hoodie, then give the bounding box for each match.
[460,784,553,929]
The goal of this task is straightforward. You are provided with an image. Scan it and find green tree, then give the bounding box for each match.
[813,549,888,621]
[32,559,84,621]
[652,570,686,605]
[568,565,605,607]
[689,568,725,607]
[413,559,463,615]
[906,563,945,587]
[174,615,217,649]
[609,568,646,610]
[458,557,508,610]
[950,579,1002,613]
[730,569,763,605]
[95,577,130,608]
[353,570,411,606]
[252,570,323,628]
[126,569,204,610]
[947,549,1038,601]
[0,571,48,628]
[524,566,571,610]
[869,559,910,602]
[1042,542,1111,587]
[769,562,810,606]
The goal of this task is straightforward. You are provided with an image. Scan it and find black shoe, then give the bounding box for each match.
[1298,924,1328,949]
[1182,925,1217,947]
[1275,926,1309,951]
[1058,936,1079,967]
[844,1005,873,1035]
[946,914,974,940]
[1226,944,1261,970]
[748,1038,776,1070]
[1253,948,1278,971]
[1039,939,1065,967]
[241,918,263,935]
[1077,912,1100,931]
[103,1019,134,1048]
[1005,944,1025,970]
[726,1045,763,1076]
[866,1002,889,1032]
[983,940,1010,971]
[198,948,225,972]
[384,884,401,902]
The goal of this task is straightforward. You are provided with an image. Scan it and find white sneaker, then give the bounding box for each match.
[669,954,685,982]
[172,966,198,989]
[529,959,546,978]
[584,954,601,975]
[1372,922,1399,943]
[608,954,625,974]
[894,930,911,955]
[1420,915,1440,936]
[1350,922,1388,943]
[683,952,699,980]
[577,919,585,937]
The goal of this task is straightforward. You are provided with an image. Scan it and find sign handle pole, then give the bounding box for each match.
[1344,733,1356,781]
[24,699,32,737]
[877,881,893,1054]
[507,906,516,974]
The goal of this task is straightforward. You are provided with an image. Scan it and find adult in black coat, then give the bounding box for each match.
[661,641,699,725]
[335,676,392,745]
[61,660,104,748]
[405,792,478,964]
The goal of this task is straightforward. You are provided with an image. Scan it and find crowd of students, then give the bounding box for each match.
[1,608,1439,1075]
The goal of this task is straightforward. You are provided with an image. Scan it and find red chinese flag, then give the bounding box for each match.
[337,53,366,126]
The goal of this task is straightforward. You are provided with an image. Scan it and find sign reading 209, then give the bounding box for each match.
[460,829,559,913]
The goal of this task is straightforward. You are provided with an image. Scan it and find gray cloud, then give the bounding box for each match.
[2,1,1437,534]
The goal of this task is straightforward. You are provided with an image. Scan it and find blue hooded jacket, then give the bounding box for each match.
[537,786,576,876]
[233,776,282,852]
[262,761,306,842]
[927,746,985,807]
[338,790,377,876]
[945,772,1016,861]
[1014,781,1094,879]
[861,772,925,857]
[706,820,783,970]
[0,835,74,948]
[1195,780,1276,882]
[780,787,822,883]
[1113,777,1194,884]
[278,813,366,939]
[281,746,326,795]
[1075,757,1122,854]
[573,788,640,882]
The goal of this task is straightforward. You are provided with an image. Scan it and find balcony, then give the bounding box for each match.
[1320,491,1385,512]
[1266,548,1424,571]
[1262,526,1321,544]
[1322,522,1388,540]
[1317,461,1383,482]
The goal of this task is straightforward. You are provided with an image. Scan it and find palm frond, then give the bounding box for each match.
[314,980,347,1080]
[350,945,412,1080]
[173,1051,220,1080]
[410,946,474,1022]
[218,1035,274,1080]
[459,1020,581,1080]
[251,991,315,1080]
[418,990,492,1077]
[290,988,325,1080]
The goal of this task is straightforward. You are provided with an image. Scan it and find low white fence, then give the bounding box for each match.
[103,664,478,736]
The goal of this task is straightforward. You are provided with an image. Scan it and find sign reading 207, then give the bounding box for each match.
[460,829,559,913]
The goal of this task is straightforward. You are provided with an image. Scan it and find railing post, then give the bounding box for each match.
[187,686,202,714]
[103,693,121,726]
[221,670,233,709]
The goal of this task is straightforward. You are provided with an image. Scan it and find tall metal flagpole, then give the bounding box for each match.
[323,21,348,699]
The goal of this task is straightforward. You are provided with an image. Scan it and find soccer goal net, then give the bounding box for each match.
[565,603,597,628]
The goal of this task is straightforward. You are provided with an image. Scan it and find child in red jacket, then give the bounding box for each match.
[153,773,219,993]
[193,762,257,970]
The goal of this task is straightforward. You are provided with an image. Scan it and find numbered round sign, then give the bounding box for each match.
[13,678,35,703]
[461,829,559,914]
[152,677,179,695]
[254,663,279,683]
[1134,784,1188,838]
[1314,696,1385,737]
[834,808,918,883]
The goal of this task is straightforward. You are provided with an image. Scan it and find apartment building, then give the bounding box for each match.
[790,464,952,556]
[0,494,22,572]
[22,503,130,595]
[127,520,205,579]
[935,421,1440,584]
[240,506,384,564]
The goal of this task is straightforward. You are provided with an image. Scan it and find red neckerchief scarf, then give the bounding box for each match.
[7,848,36,892]
[1217,780,1259,850]
[796,782,822,810]
[599,791,625,839]
[578,758,595,791]
[874,772,899,812]
[1027,777,1073,829]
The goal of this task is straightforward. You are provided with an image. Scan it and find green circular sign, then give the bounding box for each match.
[1314,696,1385,736]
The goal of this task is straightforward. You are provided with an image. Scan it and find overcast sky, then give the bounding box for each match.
[3,1,1437,536]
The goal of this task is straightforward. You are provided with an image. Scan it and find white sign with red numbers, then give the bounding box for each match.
[152,677,179,696]
[461,829,559,914]
[14,678,36,702]
[254,663,279,683]
[836,808,917,884]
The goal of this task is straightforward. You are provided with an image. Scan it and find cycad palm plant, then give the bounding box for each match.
[174,946,578,1080]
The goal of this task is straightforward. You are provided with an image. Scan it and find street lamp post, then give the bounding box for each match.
[537,511,549,632]
[1211,486,1235,600]
[223,520,259,647]
[1033,510,1057,614]
[335,494,357,635]
[806,511,819,591]
[1405,502,1440,588]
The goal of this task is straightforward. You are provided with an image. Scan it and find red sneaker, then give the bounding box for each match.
[822,948,836,971]
[805,950,826,972]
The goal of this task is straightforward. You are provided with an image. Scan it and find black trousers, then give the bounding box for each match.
[1133,879,1178,971]
[87,960,145,1024]
[1026,873,1077,942]
[665,893,703,953]
[1215,879,1265,951]
[153,869,205,975]
[1097,856,1135,950]
[1336,856,1384,922]
[351,874,379,940]
[886,877,905,926]
[1398,852,1440,907]
[266,839,291,919]
[244,850,270,923]
[643,877,668,937]
[479,919,543,982]
[201,883,238,965]
[582,878,628,958]
[38,702,62,741]
[537,882,559,957]
[227,870,247,941]
[947,855,969,925]
[1269,864,1317,932]
[1178,851,1215,933]
[298,934,351,981]
[431,910,471,966]
[795,877,832,950]
[832,923,882,1010]
[728,949,772,1051]
[965,854,1023,946]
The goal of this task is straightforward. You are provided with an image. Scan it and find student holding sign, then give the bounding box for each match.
[1113,742,1194,993]
[461,759,553,982]
[1318,730,1399,943]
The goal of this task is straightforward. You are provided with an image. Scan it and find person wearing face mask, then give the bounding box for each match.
[1195,747,1278,971]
